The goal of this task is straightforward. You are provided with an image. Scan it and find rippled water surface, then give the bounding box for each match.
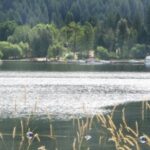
[1,61,150,150]
[1,71,150,118]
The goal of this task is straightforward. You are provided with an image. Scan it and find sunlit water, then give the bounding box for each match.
[1,71,150,119]
[1,62,150,149]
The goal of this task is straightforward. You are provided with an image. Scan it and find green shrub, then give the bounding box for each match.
[0,41,23,59]
[64,52,74,60]
[109,52,119,59]
[96,46,109,60]
[78,52,88,59]
[18,42,30,57]
[130,44,149,59]
[48,44,66,59]
[0,51,3,59]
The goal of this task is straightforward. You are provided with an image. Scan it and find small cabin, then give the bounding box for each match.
[88,50,95,59]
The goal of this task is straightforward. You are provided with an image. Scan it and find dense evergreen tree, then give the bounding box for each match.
[0,0,150,59]
[8,25,31,43]
[28,24,54,57]
[0,21,17,41]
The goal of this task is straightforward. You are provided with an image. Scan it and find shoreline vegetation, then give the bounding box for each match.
[1,0,150,61]
[0,101,150,149]
[0,57,145,64]
[0,22,150,62]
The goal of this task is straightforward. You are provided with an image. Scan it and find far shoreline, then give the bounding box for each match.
[0,57,145,65]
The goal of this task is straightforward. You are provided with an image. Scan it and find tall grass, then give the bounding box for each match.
[0,101,150,150]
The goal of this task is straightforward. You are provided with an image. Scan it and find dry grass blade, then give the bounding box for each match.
[12,127,16,139]
[50,124,53,137]
[38,145,47,150]
[99,136,102,144]
[126,135,140,150]
[107,128,115,135]
[100,114,107,125]
[40,146,47,150]
[72,138,76,150]
[111,105,117,119]
[135,121,139,137]
[123,145,131,150]
[118,129,125,142]
[146,102,150,110]
[122,108,128,130]
[118,147,125,150]
[0,132,3,141]
[20,120,24,141]
[142,101,145,121]
[107,115,116,130]
[124,137,134,146]
[126,126,138,137]
[34,133,41,142]
[77,118,81,135]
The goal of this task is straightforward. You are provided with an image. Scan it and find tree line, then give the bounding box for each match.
[0,0,150,60]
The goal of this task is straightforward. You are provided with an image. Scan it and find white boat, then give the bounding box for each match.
[85,59,110,65]
[144,56,150,66]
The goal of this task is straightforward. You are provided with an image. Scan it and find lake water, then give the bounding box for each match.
[0,61,150,150]
[0,61,150,119]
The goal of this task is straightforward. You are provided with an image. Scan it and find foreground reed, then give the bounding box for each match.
[0,101,150,150]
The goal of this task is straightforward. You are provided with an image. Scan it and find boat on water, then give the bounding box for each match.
[144,56,150,66]
[85,59,110,65]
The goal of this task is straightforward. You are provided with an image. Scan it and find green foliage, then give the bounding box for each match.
[109,52,119,59]
[65,11,74,24]
[82,22,95,51]
[67,22,83,53]
[8,25,31,43]
[61,22,94,54]
[116,18,130,49]
[29,24,54,57]
[18,42,30,57]
[48,44,66,59]
[130,44,150,59]
[0,51,3,59]
[103,29,115,51]
[78,52,88,59]
[0,21,17,41]
[96,46,110,60]
[0,41,23,59]
[64,52,74,60]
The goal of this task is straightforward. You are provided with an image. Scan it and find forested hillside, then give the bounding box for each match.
[0,0,150,60]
